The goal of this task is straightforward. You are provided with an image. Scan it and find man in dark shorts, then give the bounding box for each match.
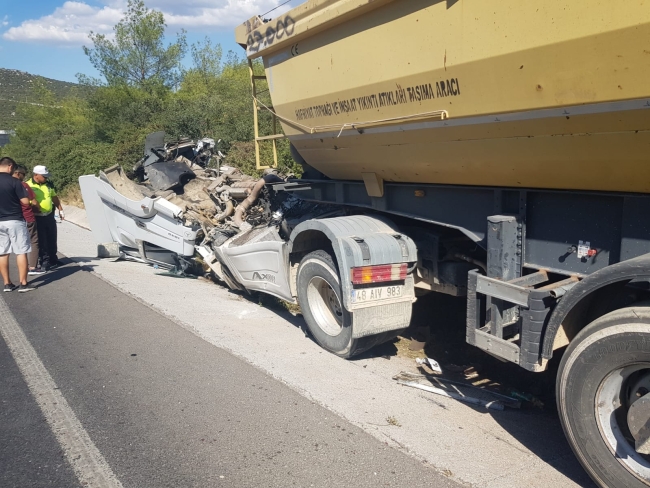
[13,165,45,275]
[0,157,36,292]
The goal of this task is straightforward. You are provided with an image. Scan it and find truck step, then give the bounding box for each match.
[467,270,579,370]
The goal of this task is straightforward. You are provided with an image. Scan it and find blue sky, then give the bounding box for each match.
[0,0,294,82]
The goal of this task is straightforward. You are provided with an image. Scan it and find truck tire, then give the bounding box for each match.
[557,306,650,488]
[297,250,387,358]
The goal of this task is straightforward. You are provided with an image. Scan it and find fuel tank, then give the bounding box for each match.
[236,0,650,193]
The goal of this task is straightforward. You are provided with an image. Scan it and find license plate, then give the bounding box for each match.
[351,285,404,304]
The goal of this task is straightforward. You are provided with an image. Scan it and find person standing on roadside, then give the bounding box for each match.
[27,165,64,271]
[0,157,36,292]
[13,165,46,275]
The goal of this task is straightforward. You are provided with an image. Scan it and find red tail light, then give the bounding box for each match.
[350,263,407,285]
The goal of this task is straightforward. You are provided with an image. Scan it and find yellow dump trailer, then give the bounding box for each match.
[236,0,650,193]
[233,3,650,488]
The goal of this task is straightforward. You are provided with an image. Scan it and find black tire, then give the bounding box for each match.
[557,306,650,488]
[297,250,389,358]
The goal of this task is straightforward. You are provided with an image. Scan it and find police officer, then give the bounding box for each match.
[27,165,64,270]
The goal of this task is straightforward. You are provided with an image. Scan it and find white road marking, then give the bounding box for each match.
[0,295,123,488]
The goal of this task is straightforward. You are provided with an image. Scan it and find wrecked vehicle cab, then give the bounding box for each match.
[80,131,223,271]
[79,164,197,270]
[79,133,418,358]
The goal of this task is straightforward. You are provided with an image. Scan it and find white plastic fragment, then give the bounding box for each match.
[416,357,443,374]
[393,371,520,410]
[396,379,505,411]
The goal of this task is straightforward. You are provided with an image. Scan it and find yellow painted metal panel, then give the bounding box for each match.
[237,0,650,192]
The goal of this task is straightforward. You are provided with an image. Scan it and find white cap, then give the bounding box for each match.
[33,165,50,177]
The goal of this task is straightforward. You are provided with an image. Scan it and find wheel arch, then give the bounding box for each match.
[288,215,418,311]
[288,229,334,297]
[289,229,334,263]
[542,253,650,360]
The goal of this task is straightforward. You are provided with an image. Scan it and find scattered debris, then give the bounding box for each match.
[415,357,443,374]
[393,371,522,411]
[386,416,401,427]
[463,366,479,379]
[431,376,520,408]
[94,132,339,276]
[109,133,290,237]
[507,388,545,409]
[154,269,198,279]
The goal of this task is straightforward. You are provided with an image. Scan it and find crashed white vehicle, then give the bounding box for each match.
[79,132,417,357]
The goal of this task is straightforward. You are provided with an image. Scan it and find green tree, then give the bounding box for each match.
[83,0,186,89]
[1,2,303,196]
[190,37,223,81]
[166,54,254,142]
[0,83,113,191]
[87,83,168,141]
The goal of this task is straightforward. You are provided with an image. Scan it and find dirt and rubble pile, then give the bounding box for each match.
[102,135,307,247]
[100,134,342,261]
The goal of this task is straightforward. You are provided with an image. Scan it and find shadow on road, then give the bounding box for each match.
[19,258,90,288]
[372,293,597,487]
[232,272,595,485]
[52,252,593,486]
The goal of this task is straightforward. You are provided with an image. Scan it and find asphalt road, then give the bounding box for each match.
[0,321,81,488]
[0,259,459,488]
[2,216,595,488]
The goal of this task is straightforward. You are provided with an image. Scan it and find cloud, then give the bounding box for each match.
[2,1,295,46]
[3,2,122,46]
[156,1,293,28]
[2,15,9,27]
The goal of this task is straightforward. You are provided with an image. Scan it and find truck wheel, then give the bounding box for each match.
[297,250,380,358]
[557,306,650,488]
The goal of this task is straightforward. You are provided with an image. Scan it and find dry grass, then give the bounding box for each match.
[393,336,427,360]
[256,292,302,316]
[386,416,401,427]
[59,184,85,209]
[282,301,302,315]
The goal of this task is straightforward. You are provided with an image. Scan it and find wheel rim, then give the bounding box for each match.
[306,276,343,336]
[595,363,650,484]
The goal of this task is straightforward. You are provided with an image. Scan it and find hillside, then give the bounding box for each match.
[0,68,82,129]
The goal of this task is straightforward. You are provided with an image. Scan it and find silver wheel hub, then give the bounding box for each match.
[628,392,650,455]
[596,365,650,484]
[306,276,343,337]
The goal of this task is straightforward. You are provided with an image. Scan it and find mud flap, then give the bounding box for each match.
[352,301,413,339]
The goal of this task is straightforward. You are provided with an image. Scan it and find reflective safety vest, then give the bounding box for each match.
[26,178,57,215]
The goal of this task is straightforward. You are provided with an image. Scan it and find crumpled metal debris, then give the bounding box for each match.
[133,133,222,192]
[113,134,286,233]
[393,371,522,410]
[506,388,544,409]
[106,133,338,267]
